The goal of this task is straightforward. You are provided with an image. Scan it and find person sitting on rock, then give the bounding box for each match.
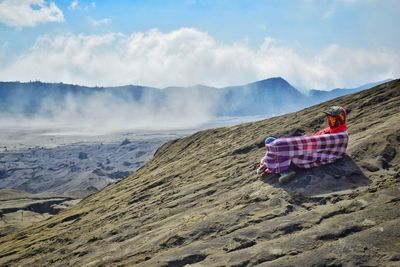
[311,106,348,136]
[257,106,349,184]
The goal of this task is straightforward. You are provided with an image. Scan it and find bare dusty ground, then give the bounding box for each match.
[0,117,259,237]
[0,189,79,237]
[0,80,399,266]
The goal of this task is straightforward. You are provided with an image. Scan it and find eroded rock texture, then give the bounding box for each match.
[0,80,399,266]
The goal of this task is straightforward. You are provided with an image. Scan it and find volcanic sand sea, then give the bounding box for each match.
[0,126,187,235]
[0,116,265,196]
[0,116,265,235]
[0,115,265,150]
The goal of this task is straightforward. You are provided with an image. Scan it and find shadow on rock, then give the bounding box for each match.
[261,155,371,197]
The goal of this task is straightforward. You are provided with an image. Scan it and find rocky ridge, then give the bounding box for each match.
[0,80,399,266]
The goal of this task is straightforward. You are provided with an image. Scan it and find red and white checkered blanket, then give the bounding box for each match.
[260,131,349,173]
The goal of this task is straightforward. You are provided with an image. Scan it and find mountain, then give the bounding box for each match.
[1,77,376,119]
[217,77,307,116]
[0,78,306,118]
[308,79,392,104]
[0,81,160,115]
[0,80,399,266]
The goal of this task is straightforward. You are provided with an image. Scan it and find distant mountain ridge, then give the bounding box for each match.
[217,77,307,116]
[307,79,392,104]
[0,78,390,118]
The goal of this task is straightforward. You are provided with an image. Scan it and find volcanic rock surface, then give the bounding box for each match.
[0,80,399,266]
[0,189,78,237]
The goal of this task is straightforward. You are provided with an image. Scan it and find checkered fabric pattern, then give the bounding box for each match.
[260,131,349,173]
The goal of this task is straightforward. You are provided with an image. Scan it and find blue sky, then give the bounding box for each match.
[0,0,399,89]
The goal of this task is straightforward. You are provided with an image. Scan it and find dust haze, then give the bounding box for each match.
[0,89,219,135]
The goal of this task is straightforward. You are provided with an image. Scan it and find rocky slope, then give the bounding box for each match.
[0,189,78,237]
[0,80,399,266]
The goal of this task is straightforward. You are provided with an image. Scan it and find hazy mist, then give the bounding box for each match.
[0,89,220,134]
[0,77,381,134]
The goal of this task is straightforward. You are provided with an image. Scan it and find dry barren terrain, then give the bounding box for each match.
[0,80,399,266]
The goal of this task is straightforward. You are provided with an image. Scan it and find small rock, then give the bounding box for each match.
[86,186,98,192]
[356,199,369,208]
[122,161,132,167]
[361,219,376,226]
[78,152,88,160]
[288,250,300,255]
[362,162,380,172]
[368,187,377,193]
[120,138,131,146]
[160,235,185,248]
[109,171,131,179]
[390,253,400,261]
[92,169,105,176]
[135,151,146,157]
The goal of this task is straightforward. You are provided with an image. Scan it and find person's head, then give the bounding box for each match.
[265,136,277,146]
[323,106,347,128]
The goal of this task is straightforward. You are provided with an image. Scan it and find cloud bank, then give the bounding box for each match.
[0,28,398,89]
[0,0,64,28]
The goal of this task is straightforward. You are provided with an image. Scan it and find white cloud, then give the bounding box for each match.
[322,4,336,19]
[68,0,96,11]
[69,0,78,10]
[336,0,374,4]
[0,0,64,28]
[90,18,111,27]
[312,0,376,19]
[0,28,398,89]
